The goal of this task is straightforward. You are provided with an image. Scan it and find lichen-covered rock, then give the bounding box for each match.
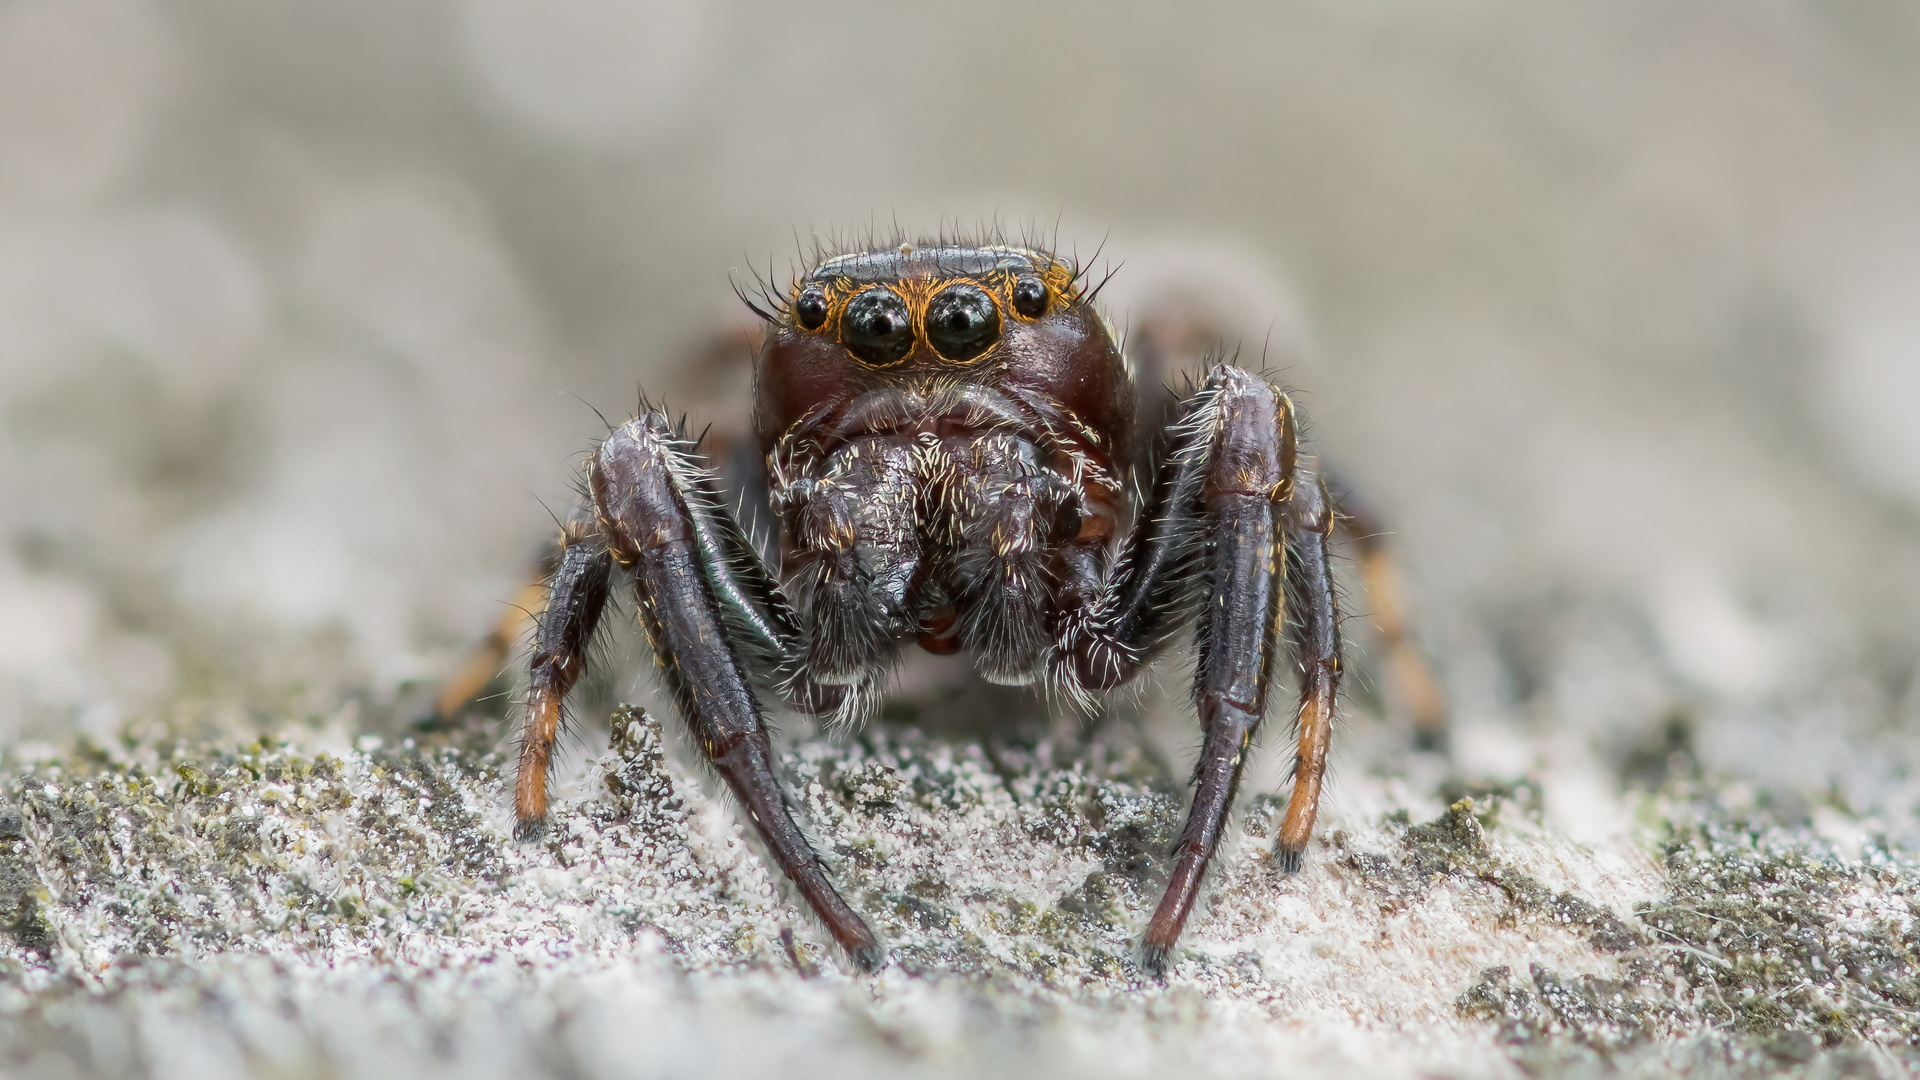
[0,705,1913,1078]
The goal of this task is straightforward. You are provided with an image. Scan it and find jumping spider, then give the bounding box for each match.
[432,238,1444,975]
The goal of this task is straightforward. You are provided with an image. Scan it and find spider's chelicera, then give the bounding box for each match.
[510,240,1346,976]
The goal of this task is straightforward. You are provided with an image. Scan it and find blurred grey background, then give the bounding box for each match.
[4,0,1920,839]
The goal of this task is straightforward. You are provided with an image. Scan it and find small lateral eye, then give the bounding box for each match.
[841,287,914,367]
[794,287,829,330]
[925,283,1001,363]
[1011,275,1049,318]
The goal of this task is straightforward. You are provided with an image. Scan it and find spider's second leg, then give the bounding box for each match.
[589,412,882,971]
[515,501,612,833]
[1276,467,1341,872]
[1126,296,1442,749]
[426,323,762,729]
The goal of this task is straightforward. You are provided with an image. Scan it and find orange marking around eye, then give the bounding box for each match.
[787,250,1085,367]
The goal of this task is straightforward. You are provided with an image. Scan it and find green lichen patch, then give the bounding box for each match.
[783,722,1185,984]
[0,736,495,967]
[15,704,1920,1078]
[1458,962,1673,1055]
[1441,781,1920,1073]
[1339,796,1646,954]
[1638,803,1920,1046]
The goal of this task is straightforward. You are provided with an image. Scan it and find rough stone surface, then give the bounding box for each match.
[0,704,1916,1078]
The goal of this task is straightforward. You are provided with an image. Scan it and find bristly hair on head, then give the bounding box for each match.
[731,253,791,324]
[731,216,1098,324]
[790,217,1075,280]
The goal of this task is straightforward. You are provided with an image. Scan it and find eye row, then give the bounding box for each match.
[792,275,1054,367]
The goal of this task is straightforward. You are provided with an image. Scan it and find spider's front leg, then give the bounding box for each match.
[1145,370,1341,971]
[518,410,882,972]
[1060,366,1341,976]
[425,325,767,731]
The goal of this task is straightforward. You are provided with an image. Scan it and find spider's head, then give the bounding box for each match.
[752,243,1130,450]
[782,245,1078,369]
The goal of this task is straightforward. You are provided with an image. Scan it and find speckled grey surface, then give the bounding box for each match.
[7,704,1920,1079]
[5,2,1920,1077]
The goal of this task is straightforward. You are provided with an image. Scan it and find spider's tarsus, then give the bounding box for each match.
[512,816,547,842]
[1275,845,1305,875]
[1139,943,1174,980]
[847,938,887,975]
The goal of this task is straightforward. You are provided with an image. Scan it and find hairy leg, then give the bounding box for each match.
[592,411,881,971]
[1277,470,1341,871]
[514,501,612,834]
[425,322,763,729]
[1051,365,1311,973]
[1127,296,1443,749]
[1135,367,1299,975]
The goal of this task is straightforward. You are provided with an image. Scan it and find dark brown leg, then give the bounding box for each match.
[1124,294,1441,747]
[590,412,882,972]
[1325,476,1448,749]
[1055,374,1222,696]
[427,321,762,729]
[1277,471,1341,870]
[1135,367,1300,976]
[515,503,612,834]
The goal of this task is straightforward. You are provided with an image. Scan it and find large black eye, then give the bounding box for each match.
[1011,275,1049,318]
[925,283,1001,363]
[794,286,829,330]
[841,287,913,367]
